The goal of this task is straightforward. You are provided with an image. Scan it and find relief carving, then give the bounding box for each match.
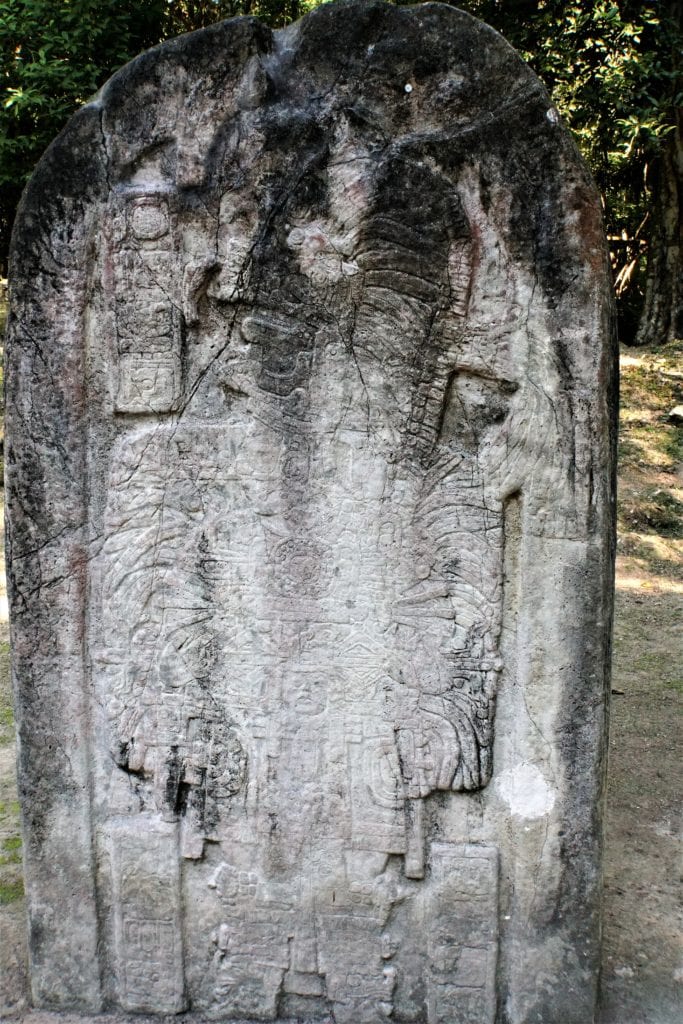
[73,10,610,1023]
[105,819,186,1013]
[105,189,184,413]
[93,127,540,1019]
[7,4,613,1021]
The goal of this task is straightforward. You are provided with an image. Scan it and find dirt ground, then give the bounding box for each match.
[599,342,682,1024]
[0,343,681,1023]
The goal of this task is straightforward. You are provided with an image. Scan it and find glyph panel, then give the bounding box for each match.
[105,818,186,1013]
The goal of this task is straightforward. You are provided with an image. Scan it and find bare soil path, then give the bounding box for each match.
[599,343,682,1024]
[0,343,681,1023]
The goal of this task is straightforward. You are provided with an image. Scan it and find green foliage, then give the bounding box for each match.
[0,0,169,266]
[0,878,24,904]
[521,2,679,342]
[617,336,683,584]
[0,634,12,744]
[0,0,680,340]
[390,1,680,341]
[481,2,678,179]
[0,695,13,741]
[165,2,314,33]
[0,2,316,266]
[0,835,22,865]
[428,1,681,342]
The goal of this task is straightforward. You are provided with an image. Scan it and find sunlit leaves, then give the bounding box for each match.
[0,0,679,334]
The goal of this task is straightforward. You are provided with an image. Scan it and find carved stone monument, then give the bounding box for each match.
[6,2,616,1022]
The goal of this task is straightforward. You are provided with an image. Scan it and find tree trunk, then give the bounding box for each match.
[635,0,682,348]
[635,108,683,346]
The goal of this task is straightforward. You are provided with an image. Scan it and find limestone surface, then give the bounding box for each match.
[5,2,616,1022]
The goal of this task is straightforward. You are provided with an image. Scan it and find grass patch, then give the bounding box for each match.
[664,428,683,465]
[618,343,683,552]
[1,296,5,464]
[619,343,682,420]
[0,688,14,744]
[617,533,681,583]
[0,879,24,905]
[619,420,683,476]
[632,650,677,674]
[620,489,683,538]
[0,635,14,745]
[0,801,20,820]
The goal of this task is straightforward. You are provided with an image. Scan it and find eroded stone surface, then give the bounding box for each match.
[5,2,615,1022]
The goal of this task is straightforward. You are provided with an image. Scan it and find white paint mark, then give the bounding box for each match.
[496,763,556,819]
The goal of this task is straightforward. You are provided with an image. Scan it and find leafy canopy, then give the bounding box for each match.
[1,0,680,336]
[0,2,316,263]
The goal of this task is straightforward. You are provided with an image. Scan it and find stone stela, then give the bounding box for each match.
[5,2,615,1022]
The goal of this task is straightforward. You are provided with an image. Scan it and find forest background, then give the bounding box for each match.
[0,0,682,349]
